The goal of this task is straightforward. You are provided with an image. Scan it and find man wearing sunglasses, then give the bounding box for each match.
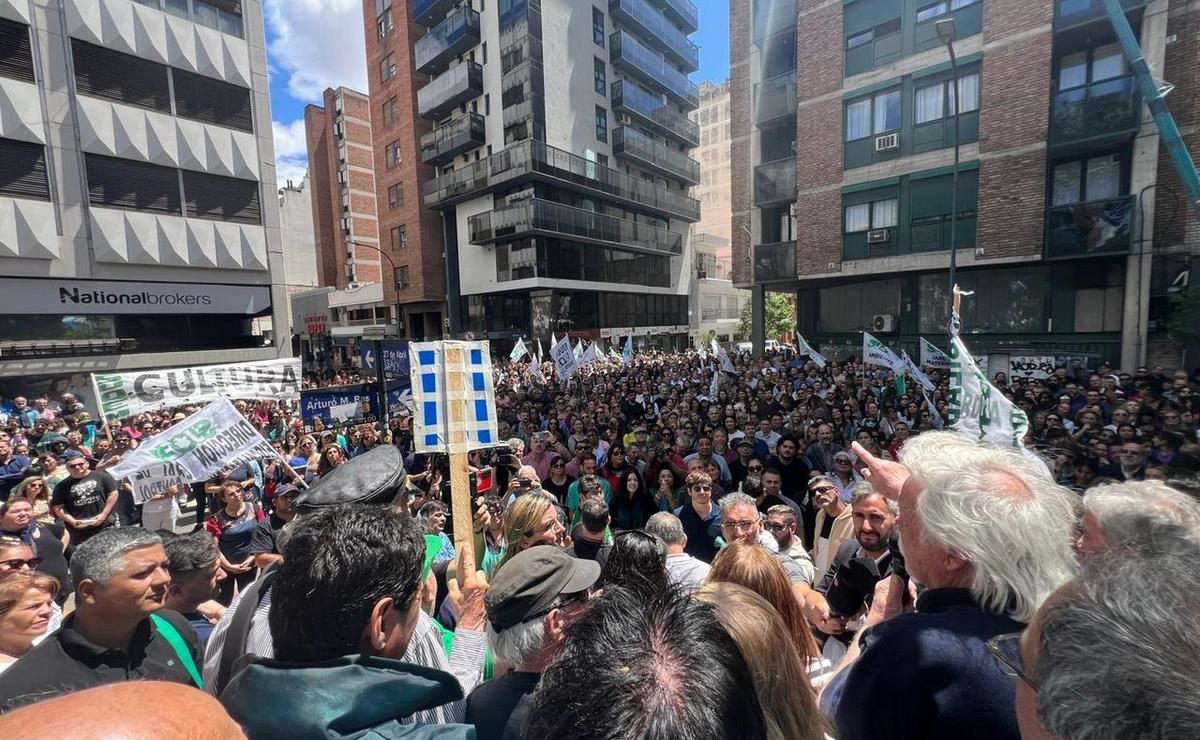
[50,452,120,548]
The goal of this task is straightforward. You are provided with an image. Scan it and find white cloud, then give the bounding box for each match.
[264,0,367,101]
[273,119,309,186]
[264,0,368,187]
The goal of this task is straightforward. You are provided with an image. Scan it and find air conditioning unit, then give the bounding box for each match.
[341,217,352,233]
[872,314,897,332]
[866,228,891,244]
[874,132,899,152]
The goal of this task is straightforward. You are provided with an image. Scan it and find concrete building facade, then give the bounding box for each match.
[0,0,288,407]
[402,0,701,349]
[733,0,1200,371]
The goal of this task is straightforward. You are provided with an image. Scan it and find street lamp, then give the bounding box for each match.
[936,17,960,327]
[348,240,400,335]
[346,240,401,439]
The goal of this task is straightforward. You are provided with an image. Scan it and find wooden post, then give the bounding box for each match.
[449,451,475,569]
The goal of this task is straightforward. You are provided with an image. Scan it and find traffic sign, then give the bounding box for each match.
[360,339,410,378]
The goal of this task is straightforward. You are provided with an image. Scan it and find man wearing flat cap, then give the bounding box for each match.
[466,547,600,740]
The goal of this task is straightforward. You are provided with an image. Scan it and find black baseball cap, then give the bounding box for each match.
[484,547,600,632]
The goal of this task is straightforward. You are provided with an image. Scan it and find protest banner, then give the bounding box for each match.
[93,358,301,421]
[919,337,952,370]
[107,398,282,485]
[551,335,579,382]
[130,461,189,505]
[862,332,905,374]
[510,338,529,362]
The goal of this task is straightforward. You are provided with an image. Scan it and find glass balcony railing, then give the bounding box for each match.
[753,0,796,44]
[1049,74,1141,147]
[753,158,796,205]
[611,79,699,146]
[422,139,701,221]
[415,7,481,76]
[1055,0,1146,30]
[469,197,683,255]
[420,112,486,165]
[1044,195,1135,258]
[754,240,796,282]
[417,62,483,120]
[653,0,697,34]
[610,30,698,109]
[612,126,700,185]
[411,0,458,28]
[610,0,699,73]
[753,70,796,125]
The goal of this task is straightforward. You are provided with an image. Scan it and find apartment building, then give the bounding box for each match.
[0,0,287,404]
[394,0,701,348]
[733,0,1199,370]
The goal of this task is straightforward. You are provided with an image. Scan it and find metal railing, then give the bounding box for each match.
[612,126,701,184]
[610,30,698,108]
[610,0,699,72]
[469,197,683,255]
[1049,74,1140,145]
[414,7,481,75]
[416,62,483,119]
[611,79,699,146]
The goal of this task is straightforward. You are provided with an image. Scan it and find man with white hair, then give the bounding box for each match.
[644,511,710,593]
[466,547,600,740]
[820,432,1078,740]
[1074,481,1200,557]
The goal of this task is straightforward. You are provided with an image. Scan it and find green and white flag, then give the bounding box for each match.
[862,332,905,374]
[948,332,1030,448]
[107,398,277,484]
[903,351,935,392]
[919,337,951,370]
[622,335,634,364]
[510,338,529,362]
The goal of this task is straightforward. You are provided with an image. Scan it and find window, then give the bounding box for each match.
[71,39,170,113]
[377,7,393,38]
[382,97,399,126]
[390,225,407,250]
[915,71,980,124]
[845,88,900,141]
[380,53,396,82]
[594,58,606,96]
[593,8,605,47]
[846,30,873,50]
[385,140,402,168]
[916,0,980,21]
[395,265,410,289]
[844,197,898,232]
[183,170,261,224]
[1058,44,1125,91]
[595,106,607,142]
[85,154,181,214]
[0,18,36,83]
[0,137,50,201]
[172,69,253,132]
[1052,153,1123,205]
[387,183,403,210]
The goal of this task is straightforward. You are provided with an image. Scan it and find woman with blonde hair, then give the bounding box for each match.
[696,582,826,740]
[10,476,52,524]
[475,490,564,579]
[707,540,822,675]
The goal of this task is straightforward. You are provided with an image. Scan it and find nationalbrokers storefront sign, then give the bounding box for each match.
[0,278,272,315]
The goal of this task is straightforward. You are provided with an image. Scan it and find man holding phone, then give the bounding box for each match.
[51,452,120,548]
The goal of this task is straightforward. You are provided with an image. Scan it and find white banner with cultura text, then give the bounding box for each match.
[107,399,277,484]
[948,334,1030,449]
[93,358,301,420]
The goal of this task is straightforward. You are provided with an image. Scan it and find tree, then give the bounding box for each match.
[737,292,796,341]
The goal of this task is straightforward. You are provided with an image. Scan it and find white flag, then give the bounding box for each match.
[536,338,544,364]
[573,339,584,360]
[510,338,529,362]
[610,346,623,361]
[581,342,598,365]
[527,355,545,385]
[948,332,1030,449]
[709,370,720,400]
[862,332,905,374]
[107,398,277,484]
[711,338,736,374]
[903,351,935,392]
[551,335,579,382]
[697,343,707,360]
[920,337,951,370]
[795,334,827,368]
[622,335,633,364]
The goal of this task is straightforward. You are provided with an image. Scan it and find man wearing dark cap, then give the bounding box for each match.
[728,436,759,490]
[465,547,600,740]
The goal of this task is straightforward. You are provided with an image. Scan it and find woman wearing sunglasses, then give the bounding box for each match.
[0,500,71,605]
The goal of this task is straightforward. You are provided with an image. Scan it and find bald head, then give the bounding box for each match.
[0,682,245,739]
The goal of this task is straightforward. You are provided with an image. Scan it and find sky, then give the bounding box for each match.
[264,0,731,185]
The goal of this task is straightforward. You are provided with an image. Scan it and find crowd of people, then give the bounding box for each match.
[0,345,1197,738]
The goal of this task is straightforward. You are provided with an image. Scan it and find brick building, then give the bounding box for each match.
[733,0,1200,370]
[363,0,447,340]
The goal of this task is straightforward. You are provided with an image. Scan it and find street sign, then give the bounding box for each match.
[360,339,410,378]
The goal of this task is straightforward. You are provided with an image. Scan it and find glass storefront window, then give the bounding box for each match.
[818,279,901,333]
[919,268,1049,333]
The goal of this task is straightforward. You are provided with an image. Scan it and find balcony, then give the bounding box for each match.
[422,139,701,221]
[468,197,683,255]
[753,71,796,126]
[411,0,458,28]
[612,126,700,185]
[610,0,699,72]
[753,0,796,44]
[611,79,699,146]
[753,158,796,206]
[653,0,697,34]
[1055,0,1146,31]
[754,241,796,282]
[417,62,483,120]
[420,112,486,166]
[611,30,698,109]
[1044,195,1135,259]
[415,7,481,76]
[1049,75,1141,150]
